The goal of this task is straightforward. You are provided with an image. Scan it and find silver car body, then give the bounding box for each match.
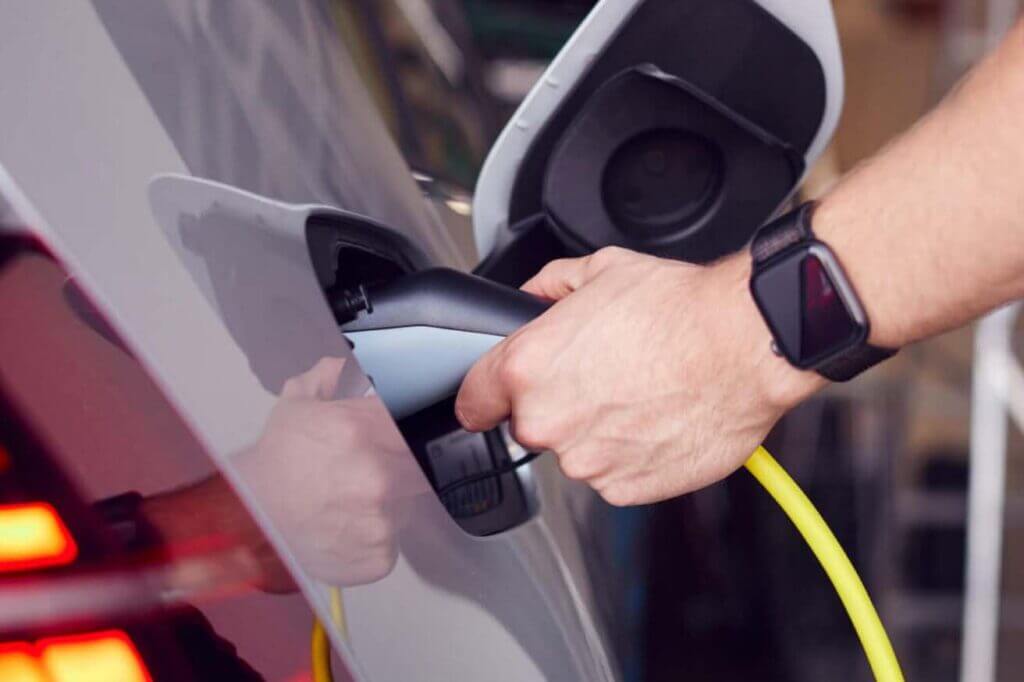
[0,2,617,680]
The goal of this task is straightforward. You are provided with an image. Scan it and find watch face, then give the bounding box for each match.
[751,244,866,369]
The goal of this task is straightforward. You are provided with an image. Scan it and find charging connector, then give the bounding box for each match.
[327,284,372,325]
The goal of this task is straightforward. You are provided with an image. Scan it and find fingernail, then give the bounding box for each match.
[454,403,473,430]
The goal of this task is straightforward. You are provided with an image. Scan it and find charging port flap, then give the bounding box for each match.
[543,66,802,262]
[474,0,840,265]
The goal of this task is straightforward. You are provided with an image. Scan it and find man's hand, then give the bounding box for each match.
[455,247,823,506]
[457,17,1024,506]
[143,358,429,593]
[242,357,429,587]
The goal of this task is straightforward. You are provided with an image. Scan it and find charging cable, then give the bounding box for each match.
[436,450,541,500]
[311,620,332,682]
[311,445,904,681]
[746,446,903,681]
[312,587,348,682]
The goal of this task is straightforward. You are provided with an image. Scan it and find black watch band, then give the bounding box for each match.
[752,202,896,382]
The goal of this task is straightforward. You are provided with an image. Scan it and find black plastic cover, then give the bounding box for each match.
[544,67,802,262]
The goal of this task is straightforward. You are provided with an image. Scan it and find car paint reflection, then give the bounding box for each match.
[147,175,615,681]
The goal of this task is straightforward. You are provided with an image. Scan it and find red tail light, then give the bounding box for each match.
[0,642,47,682]
[0,502,78,572]
[0,630,151,682]
[39,630,151,682]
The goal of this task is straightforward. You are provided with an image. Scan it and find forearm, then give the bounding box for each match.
[141,475,295,592]
[815,19,1024,349]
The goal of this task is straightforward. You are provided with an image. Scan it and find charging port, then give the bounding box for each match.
[305,212,537,536]
[305,211,430,324]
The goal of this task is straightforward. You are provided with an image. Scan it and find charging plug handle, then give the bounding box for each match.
[341,268,550,334]
[336,268,549,419]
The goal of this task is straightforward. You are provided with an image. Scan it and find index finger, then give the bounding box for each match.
[280,357,347,400]
[454,339,513,432]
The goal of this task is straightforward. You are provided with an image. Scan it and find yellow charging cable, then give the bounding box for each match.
[746,446,903,681]
[310,447,903,681]
[311,587,348,682]
[311,620,332,682]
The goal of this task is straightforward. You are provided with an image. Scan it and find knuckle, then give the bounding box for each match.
[558,453,594,482]
[499,338,538,391]
[321,416,357,446]
[510,418,552,451]
[319,398,352,419]
[344,550,398,586]
[539,258,571,278]
[280,376,303,396]
[312,356,345,374]
[595,245,626,259]
[369,548,399,579]
[598,484,636,508]
[591,246,628,268]
[364,517,394,547]
[361,475,392,506]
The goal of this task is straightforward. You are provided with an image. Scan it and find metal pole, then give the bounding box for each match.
[959,6,1021,679]
[960,303,1021,682]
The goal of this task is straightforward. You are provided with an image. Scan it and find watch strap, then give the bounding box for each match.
[816,343,897,382]
[752,202,897,382]
[751,202,815,265]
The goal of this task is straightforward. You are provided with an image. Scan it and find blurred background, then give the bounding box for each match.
[290,0,1024,679]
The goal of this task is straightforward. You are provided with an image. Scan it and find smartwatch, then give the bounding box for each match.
[749,202,896,381]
